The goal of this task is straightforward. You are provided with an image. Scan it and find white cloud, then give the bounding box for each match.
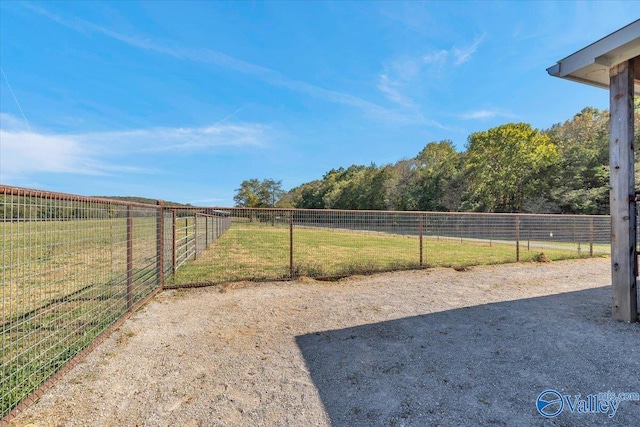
[81,123,268,154]
[0,129,100,176]
[0,114,270,181]
[390,58,422,81]
[422,34,486,67]
[0,113,30,131]
[457,109,516,120]
[422,50,449,65]
[376,56,424,108]
[375,56,455,130]
[453,35,486,65]
[377,74,416,108]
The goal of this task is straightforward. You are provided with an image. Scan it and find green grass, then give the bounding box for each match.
[170,221,606,285]
[1,292,127,417]
[1,216,165,417]
[0,217,161,323]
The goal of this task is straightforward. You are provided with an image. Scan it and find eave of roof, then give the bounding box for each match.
[547,19,640,95]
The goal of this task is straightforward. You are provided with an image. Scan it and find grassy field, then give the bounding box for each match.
[170,220,606,285]
[0,218,162,322]
[1,217,164,417]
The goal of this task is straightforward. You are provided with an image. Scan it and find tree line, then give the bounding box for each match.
[235,104,640,214]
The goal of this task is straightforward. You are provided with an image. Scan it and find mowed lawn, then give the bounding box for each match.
[169,220,600,285]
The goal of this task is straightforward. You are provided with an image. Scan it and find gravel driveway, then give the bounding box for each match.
[7,257,640,426]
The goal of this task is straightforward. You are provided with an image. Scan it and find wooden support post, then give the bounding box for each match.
[126,205,133,310]
[609,59,638,322]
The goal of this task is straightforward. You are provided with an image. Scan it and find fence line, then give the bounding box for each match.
[167,208,612,287]
[0,186,615,420]
[0,186,230,420]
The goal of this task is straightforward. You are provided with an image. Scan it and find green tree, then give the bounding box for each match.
[463,123,560,212]
[414,140,462,211]
[261,179,286,207]
[383,160,419,211]
[288,180,326,209]
[355,165,391,210]
[321,165,366,209]
[234,179,262,207]
[545,107,610,214]
[233,178,285,208]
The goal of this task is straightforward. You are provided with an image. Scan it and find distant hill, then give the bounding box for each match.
[98,196,191,207]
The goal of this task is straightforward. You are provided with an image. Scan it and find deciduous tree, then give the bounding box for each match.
[463,123,559,212]
[233,178,285,207]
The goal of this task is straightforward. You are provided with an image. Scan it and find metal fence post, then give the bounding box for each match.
[172,209,177,276]
[419,215,423,267]
[290,210,294,278]
[194,214,198,261]
[127,205,133,310]
[156,200,165,288]
[515,215,520,262]
[590,217,594,257]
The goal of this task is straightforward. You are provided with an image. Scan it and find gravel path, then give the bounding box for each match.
[7,257,640,426]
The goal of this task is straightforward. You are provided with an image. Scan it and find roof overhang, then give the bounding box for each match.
[547,19,640,95]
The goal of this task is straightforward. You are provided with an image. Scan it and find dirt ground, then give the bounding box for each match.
[6,257,640,427]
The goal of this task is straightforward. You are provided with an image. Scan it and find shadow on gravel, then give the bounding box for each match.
[296,287,640,427]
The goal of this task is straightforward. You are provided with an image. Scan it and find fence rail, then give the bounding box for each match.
[0,186,230,420]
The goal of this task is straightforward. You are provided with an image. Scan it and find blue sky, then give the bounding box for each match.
[1,1,638,206]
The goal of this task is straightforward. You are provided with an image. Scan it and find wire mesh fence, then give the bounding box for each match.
[0,186,614,420]
[0,186,230,419]
[169,208,612,286]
